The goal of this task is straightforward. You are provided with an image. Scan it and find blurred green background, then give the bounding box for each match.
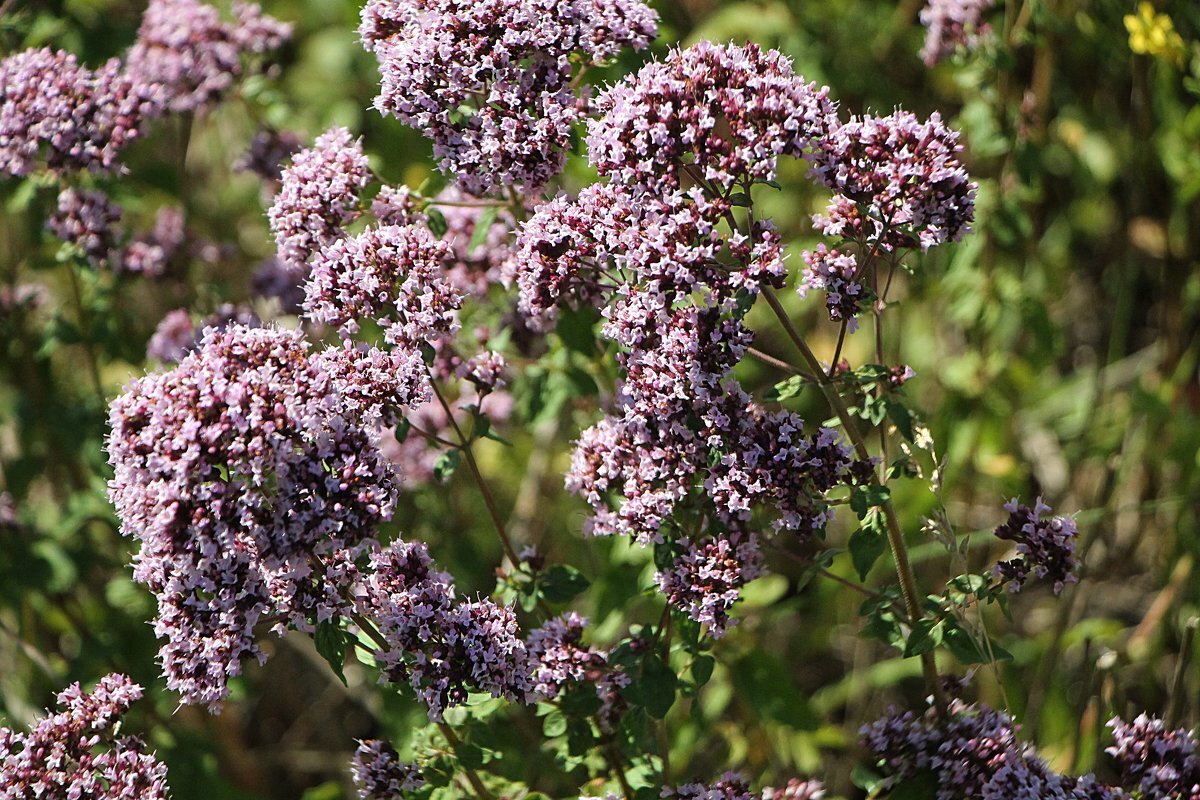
[1,0,1199,797]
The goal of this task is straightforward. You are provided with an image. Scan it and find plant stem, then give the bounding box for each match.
[605,746,635,800]
[427,375,521,565]
[66,263,105,408]
[1167,617,1198,728]
[759,286,947,715]
[438,723,498,800]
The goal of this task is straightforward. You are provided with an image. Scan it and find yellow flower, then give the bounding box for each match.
[1124,2,1187,66]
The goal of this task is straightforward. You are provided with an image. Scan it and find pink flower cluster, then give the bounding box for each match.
[48,187,185,274]
[588,41,837,194]
[0,674,170,799]
[0,1,288,178]
[303,224,464,348]
[810,110,975,252]
[353,540,530,718]
[919,0,995,67]
[513,42,873,634]
[361,0,657,195]
[107,325,418,707]
[269,127,373,273]
[1107,714,1200,798]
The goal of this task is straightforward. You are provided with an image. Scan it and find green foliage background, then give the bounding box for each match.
[1,0,1199,797]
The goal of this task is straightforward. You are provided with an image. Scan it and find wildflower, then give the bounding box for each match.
[119,206,185,276]
[362,0,656,195]
[47,187,122,266]
[588,41,837,195]
[918,0,995,67]
[811,110,975,252]
[125,0,291,113]
[1125,3,1187,66]
[797,244,864,330]
[353,540,531,719]
[351,739,424,799]
[269,127,373,272]
[107,325,409,707]
[0,674,170,799]
[654,530,765,637]
[991,497,1079,594]
[303,224,464,347]
[526,612,607,700]
[1108,714,1200,799]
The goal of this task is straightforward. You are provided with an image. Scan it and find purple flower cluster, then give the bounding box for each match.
[512,42,873,633]
[1108,714,1200,799]
[350,739,424,800]
[47,188,123,266]
[124,0,291,114]
[48,188,186,275]
[303,224,464,347]
[0,49,154,176]
[516,183,786,329]
[238,128,304,184]
[353,540,530,719]
[810,110,975,252]
[526,612,608,700]
[120,206,186,277]
[919,0,996,67]
[991,497,1079,594]
[145,304,260,363]
[269,127,373,273]
[0,1,287,178]
[862,702,1120,800]
[361,0,657,195]
[664,772,826,800]
[107,324,417,708]
[797,244,864,329]
[655,531,765,637]
[588,41,837,195]
[0,673,170,799]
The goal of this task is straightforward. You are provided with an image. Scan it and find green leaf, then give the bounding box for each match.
[903,618,944,658]
[944,619,1013,664]
[849,510,888,580]
[850,485,891,518]
[641,654,677,719]
[886,399,915,441]
[886,769,939,800]
[764,375,806,402]
[540,565,590,603]
[691,655,715,687]
[728,192,751,207]
[314,621,349,686]
[543,710,568,737]
[466,206,499,253]
[433,450,461,482]
[555,306,599,356]
[850,766,885,793]
[393,417,411,444]
[426,207,448,238]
